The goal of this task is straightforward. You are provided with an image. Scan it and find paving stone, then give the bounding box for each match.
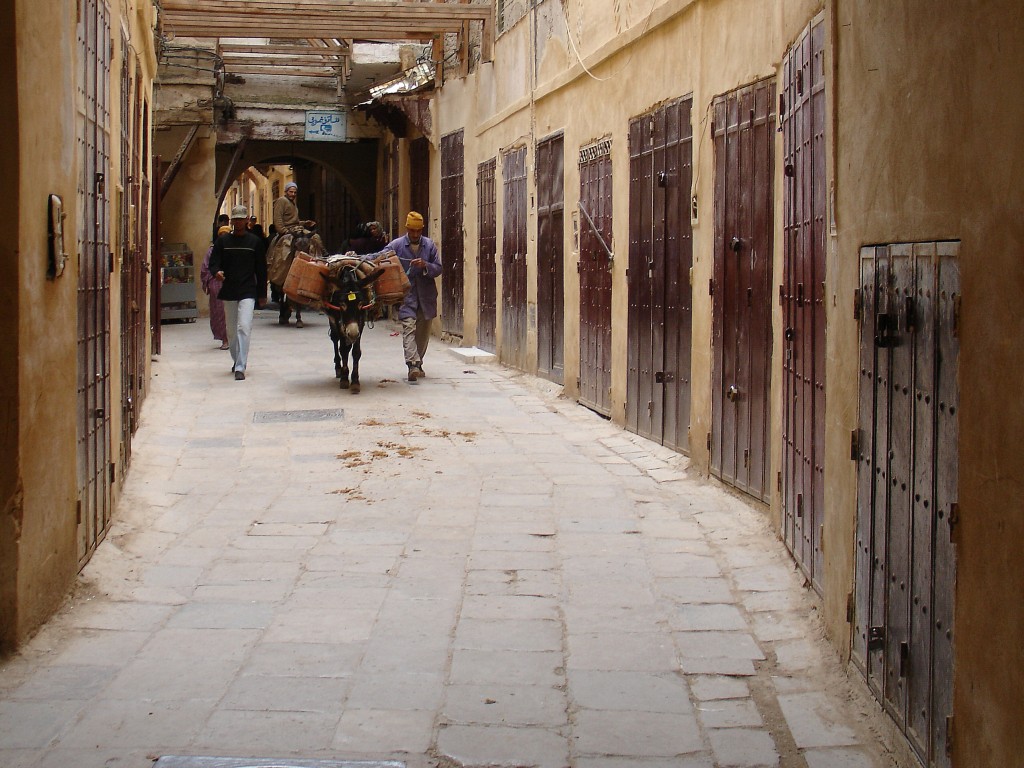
[687,674,751,701]
[449,649,564,687]
[672,603,748,631]
[100,657,241,702]
[442,683,568,725]
[436,723,569,768]
[568,670,693,714]
[54,698,217,750]
[707,728,779,767]
[802,746,879,768]
[194,709,340,753]
[648,553,722,578]
[695,697,763,728]
[657,577,735,604]
[574,758,714,768]
[345,672,445,711]
[165,602,275,630]
[675,631,766,661]
[0,700,87,748]
[454,618,564,652]
[566,632,678,672]
[777,693,861,749]
[8,663,114,701]
[572,709,703,757]
[677,657,757,676]
[332,708,435,753]
[242,642,363,678]
[460,594,561,621]
[220,674,349,712]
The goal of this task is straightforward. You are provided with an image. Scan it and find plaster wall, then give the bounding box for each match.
[832,1,1024,764]
[10,0,81,645]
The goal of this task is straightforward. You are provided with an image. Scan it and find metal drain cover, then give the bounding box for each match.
[253,408,345,424]
[154,759,404,768]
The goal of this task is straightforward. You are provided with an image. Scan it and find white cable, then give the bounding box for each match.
[559,0,660,82]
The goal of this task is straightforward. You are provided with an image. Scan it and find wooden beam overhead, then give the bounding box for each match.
[222,54,347,68]
[218,43,348,57]
[225,66,341,78]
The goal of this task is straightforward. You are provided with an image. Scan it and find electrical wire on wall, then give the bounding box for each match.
[558,0,660,82]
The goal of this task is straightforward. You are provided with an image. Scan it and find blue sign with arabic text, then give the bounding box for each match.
[304,110,348,142]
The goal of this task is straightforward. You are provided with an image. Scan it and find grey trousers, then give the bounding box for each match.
[401,313,432,366]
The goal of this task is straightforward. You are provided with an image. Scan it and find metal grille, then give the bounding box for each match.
[441,130,465,336]
[781,18,827,592]
[853,242,958,768]
[477,158,497,352]
[501,146,528,370]
[710,79,776,503]
[626,96,693,453]
[536,132,565,384]
[578,139,613,416]
[77,0,113,565]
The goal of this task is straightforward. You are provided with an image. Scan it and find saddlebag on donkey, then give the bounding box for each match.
[283,252,329,306]
[369,251,410,304]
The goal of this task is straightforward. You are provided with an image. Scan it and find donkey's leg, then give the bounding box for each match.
[349,332,362,394]
[329,319,348,385]
[338,339,352,390]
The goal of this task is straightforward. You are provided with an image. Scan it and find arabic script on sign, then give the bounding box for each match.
[304,110,348,142]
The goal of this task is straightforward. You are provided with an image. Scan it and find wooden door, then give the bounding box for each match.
[627,97,693,452]
[501,146,528,369]
[578,139,613,416]
[781,18,827,591]
[536,133,565,384]
[477,158,497,352]
[853,242,959,768]
[711,79,775,503]
[441,131,465,336]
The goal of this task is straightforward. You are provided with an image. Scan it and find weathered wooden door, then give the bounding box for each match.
[578,139,613,416]
[119,59,149,472]
[781,18,827,591]
[536,133,565,384]
[77,0,113,564]
[853,242,958,768]
[410,136,431,234]
[477,158,497,352]
[441,130,465,336]
[627,97,693,452]
[501,146,528,369]
[711,80,775,503]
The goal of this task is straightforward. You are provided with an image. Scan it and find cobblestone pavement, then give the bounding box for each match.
[0,312,903,768]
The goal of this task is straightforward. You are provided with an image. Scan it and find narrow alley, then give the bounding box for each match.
[0,313,897,768]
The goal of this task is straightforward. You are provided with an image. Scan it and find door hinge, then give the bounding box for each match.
[708,278,714,296]
[76,500,82,525]
[647,401,654,416]
[689,267,693,286]
[846,591,855,624]
[952,294,961,338]
[899,641,910,677]
[850,430,860,460]
[109,252,115,273]
[948,501,960,541]
[109,462,116,484]
[779,284,785,306]
[819,524,824,554]
[867,626,885,651]
[945,715,954,756]
[853,288,862,321]
[796,492,803,518]
[706,431,712,451]
[777,471,782,493]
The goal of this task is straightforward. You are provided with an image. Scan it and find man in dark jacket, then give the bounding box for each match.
[210,204,268,380]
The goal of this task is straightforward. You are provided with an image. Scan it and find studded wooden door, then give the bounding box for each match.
[781,19,827,591]
[711,80,775,503]
[441,131,465,336]
[477,158,497,352]
[627,97,693,453]
[578,139,613,416]
[77,0,113,564]
[853,242,958,768]
[536,133,565,384]
[501,146,528,370]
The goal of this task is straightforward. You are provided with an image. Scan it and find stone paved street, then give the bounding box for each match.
[0,312,902,768]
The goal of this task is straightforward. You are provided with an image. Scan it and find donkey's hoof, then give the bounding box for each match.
[350,382,361,394]
[339,379,350,390]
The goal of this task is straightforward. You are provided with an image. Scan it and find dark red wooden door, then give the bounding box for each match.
[578,139,613,416]
[441,130,465,336]
[627,97,693,453]
[781,19,827,591]
[477,158,497,352]
[711,79,775,502]
[77,0,113,564]
[410,136,431,235]
[853,242,958,768]
[536,133,565,384]
[502,146,528,369]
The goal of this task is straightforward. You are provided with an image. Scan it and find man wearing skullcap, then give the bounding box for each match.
[386,211,442,382]
[271,180,317,327]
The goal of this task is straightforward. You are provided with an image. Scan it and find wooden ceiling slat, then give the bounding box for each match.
[163,0,489,19]
[218,44,348,56]
[222,55,346,68]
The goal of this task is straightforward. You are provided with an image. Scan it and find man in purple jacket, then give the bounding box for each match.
[386,211,442,382]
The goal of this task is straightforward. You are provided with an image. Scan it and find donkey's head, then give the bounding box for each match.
[326,265,384,341]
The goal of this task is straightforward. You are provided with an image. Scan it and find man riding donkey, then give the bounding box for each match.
[268,181,325,327]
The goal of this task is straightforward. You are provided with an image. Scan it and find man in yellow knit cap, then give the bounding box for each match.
[385,211,442,382]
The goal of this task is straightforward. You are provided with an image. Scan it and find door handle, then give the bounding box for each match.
[726,385,740,402]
